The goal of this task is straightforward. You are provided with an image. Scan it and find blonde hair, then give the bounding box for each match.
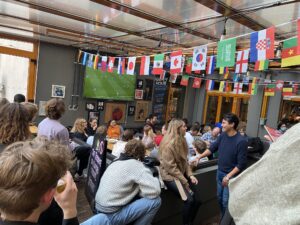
[159,119,188,160]
[71,118,86,133]
[0,137,72,219]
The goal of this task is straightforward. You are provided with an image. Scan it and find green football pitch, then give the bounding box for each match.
[83,67,136,101]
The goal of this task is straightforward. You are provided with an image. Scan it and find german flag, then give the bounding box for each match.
[281,37,300,67]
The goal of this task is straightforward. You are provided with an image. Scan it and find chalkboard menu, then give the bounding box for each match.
[152,79,168,122]
[85,135,107,212]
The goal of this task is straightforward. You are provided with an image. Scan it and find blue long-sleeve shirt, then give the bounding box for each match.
[209,132,248,174]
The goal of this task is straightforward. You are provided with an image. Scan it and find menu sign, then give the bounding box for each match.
[152,79,168,122]
[85,135,107,212]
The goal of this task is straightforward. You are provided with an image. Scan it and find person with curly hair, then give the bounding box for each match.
[38,98,69,146]
[22,102,38,135]
[159,119,201,225]
[0,103,30,153]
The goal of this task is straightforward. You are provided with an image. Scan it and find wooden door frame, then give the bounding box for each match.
[203,91,251,124]
[0,35,39,102]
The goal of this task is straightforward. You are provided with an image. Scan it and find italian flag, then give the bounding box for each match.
[254,60,269,71]
[281,37,300,67]
[152,54,164,75]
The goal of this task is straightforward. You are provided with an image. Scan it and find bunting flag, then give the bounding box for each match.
[217,38,237,67]
[192,78,202,88]
[281,37,300,67]
[169,74,178,83]
[192,46,207,71]
[180,75,189,86]
[87,54,94,68]
[126,57,136,75]
[219,67,228,74]
[233,82,243,94]
[160,70,166,80]
[93,55,99,70]
[107,57,115,73]
[101,56,108,72]
[152,54,164,75]
[140,56,150,75]
[264,84,276,96]
[293,83,298,95]
[235,49,249,73]
[254,60,269,71]
[185,57,192,74]
[250,27,275,62]
[219,81,225,92]
[248,77,258,95]
[82,52,88,66]
[206,80,215,91]
[170,51,183,74]
[206,56,216,75]
[282,87,293,96]
[276,80,284,91]
[225,82,231,92]
[77,50,82,63]
[117,57,126,75]
[298,19,300,54]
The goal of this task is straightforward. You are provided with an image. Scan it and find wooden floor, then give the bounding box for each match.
[76,178,219,225]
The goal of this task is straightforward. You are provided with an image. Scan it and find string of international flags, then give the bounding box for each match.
[77,18,300,98]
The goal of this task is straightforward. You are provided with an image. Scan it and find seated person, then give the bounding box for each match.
[0,138,79,225]
[201,126,221,146]
[189,140,209,166]
[86,118,98,137]
[142,125,156,150]
[95,139,161,225]
[107,120,121,139]
[86,125,107,146]
[112,129,134,158]
[22,102,38,135]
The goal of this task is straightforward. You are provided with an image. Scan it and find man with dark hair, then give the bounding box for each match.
[94,139,161,225]
[147,114,158,132]
[194,113,247,218]
[13,93,26,103]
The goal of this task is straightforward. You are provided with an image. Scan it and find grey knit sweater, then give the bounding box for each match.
[95,159,161,213]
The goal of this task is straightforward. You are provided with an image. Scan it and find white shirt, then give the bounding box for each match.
[112,140,127,158]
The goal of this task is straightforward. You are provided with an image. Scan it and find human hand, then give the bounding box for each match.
[190,175,198,185]
[222,176,230,187]
[54,171,78,219]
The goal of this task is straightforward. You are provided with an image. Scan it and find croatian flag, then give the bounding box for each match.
[140,56,150,75]
[206,56,216,75]
[206,80,215,91]
[192,46,207,71]
[250,27,275,62]
[117,57,125,75]
[126,57,136,75]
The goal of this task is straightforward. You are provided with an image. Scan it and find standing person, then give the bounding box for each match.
[22,102,38,135]
[107,120,121,139]
[146,114,158,133]
[0,103,30,153]
[86,118,98,136]
[159,119,201,225]
[194,113,247,218]
[182,119,195,158]
[38,98,69,146]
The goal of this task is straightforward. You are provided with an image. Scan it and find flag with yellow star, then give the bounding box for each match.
[281,37,300,67]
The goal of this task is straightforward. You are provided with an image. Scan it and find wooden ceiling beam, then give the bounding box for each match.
[91,0,219,42]
[7,0,188,47]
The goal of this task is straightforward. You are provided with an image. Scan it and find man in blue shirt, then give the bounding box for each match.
[194,113,247,218]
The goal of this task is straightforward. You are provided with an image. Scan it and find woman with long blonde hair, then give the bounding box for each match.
[71,118,88,141]
[159,119,200,225]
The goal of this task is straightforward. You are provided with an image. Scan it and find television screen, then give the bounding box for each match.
[83,67,136,101]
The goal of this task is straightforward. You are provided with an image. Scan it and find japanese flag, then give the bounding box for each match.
[126,57,136,75]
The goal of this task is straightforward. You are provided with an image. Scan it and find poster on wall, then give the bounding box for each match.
[135,89,144,100]
[97,100,104,111]
[152,79,168,122]
[144,79,153,101]
[136,79,144,89]
[128,106,135,116]
[135,101,149,122]
[86,102,96,111]
[104,102,126,123]
[51,85,65,98]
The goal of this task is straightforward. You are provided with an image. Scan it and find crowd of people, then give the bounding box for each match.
[0,95,299,225]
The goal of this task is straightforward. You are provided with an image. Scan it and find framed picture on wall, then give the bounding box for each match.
[86,102,96,111]
[104,102,126,124]
[135,89,144,100]
[128,106,135,116]
[97,100,104,111]
[135,101,149,122]
[38,101,47,116]
[136,79,144,89]
[51,85,65,98]
[88,111,100,122]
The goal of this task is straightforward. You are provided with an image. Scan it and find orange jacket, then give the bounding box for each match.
[107,125,121,139]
